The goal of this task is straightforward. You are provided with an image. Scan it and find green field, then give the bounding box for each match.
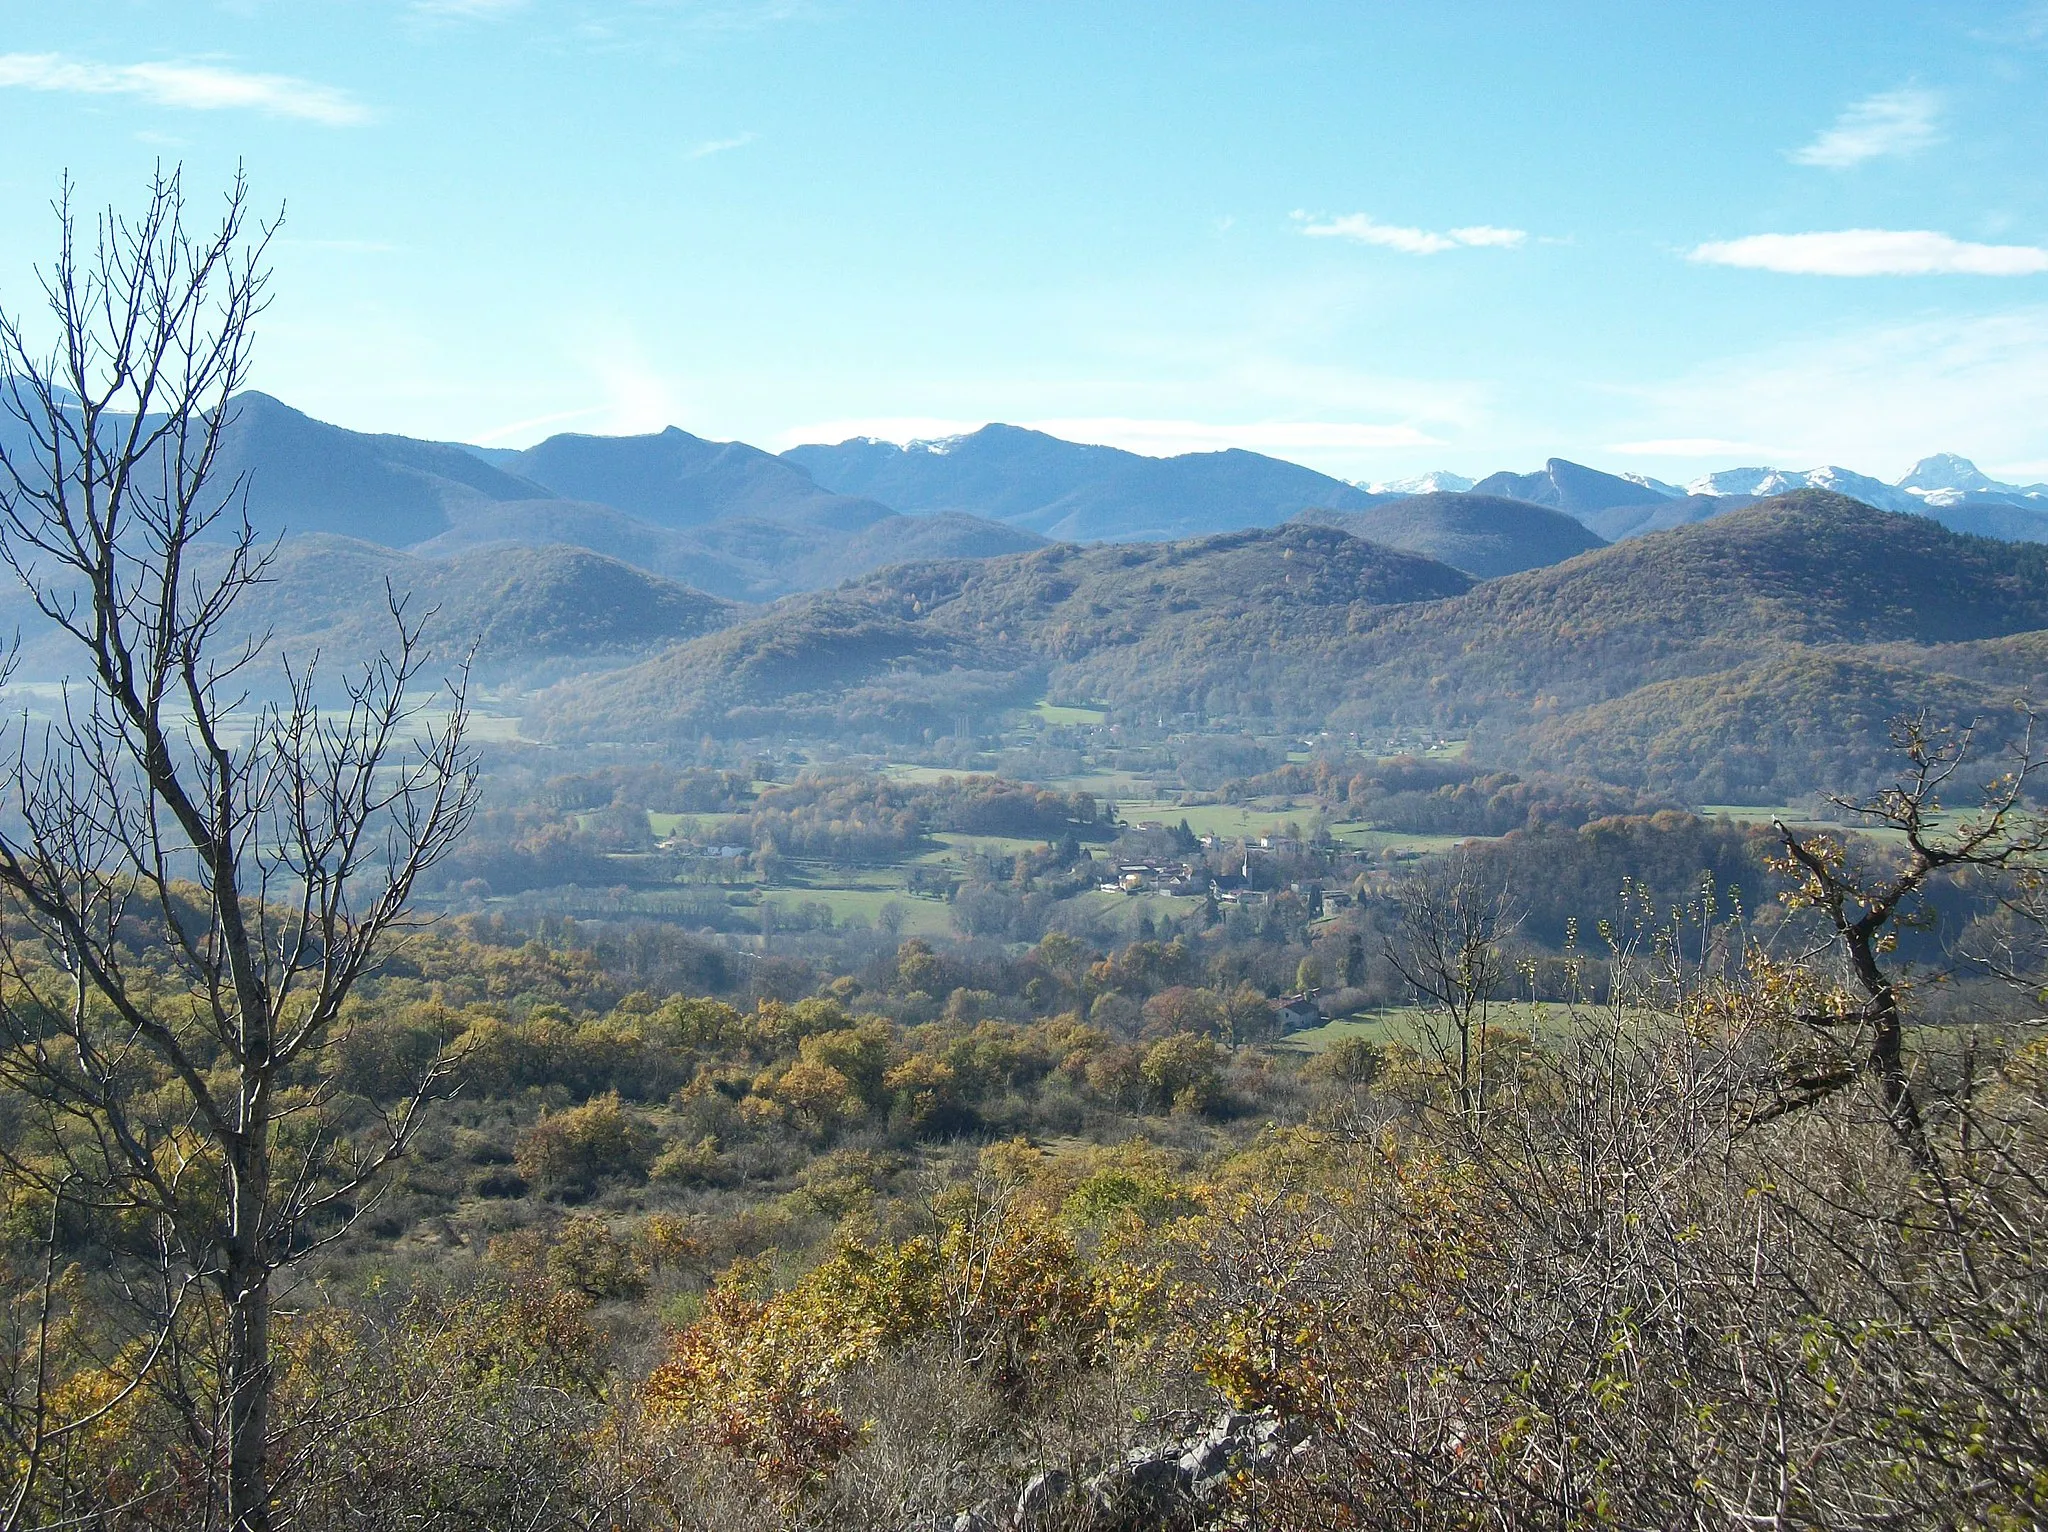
[879,764,979,785]
[1274,1002,1586,1054]
[1032,699,1109,726]
[1111,798,1309,839]
[1071,889,1206,921]
[758,886,952,936]
[1327,824,1487,856]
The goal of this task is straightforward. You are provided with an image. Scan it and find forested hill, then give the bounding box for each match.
[1295,492,1607,577]
[1352,490,2048,698]
[782,423,1389,541]
[1326,492,2048,797]
[536,493,2048,799]
[535,522,1470,743]
[0,536,742,686]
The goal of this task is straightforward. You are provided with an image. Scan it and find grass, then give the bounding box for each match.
[879,764,978,785]
[1274,1002,1585,1054]
[1032,699,1109,726]
[1111,798,1311,840]
[1328,824,1488,855]
[1071,889,1205,919]
[758,886,952,936]
[911,833,1056,866]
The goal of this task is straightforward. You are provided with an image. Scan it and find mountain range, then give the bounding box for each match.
[8,388,2048,805]
[781,423,1385,541]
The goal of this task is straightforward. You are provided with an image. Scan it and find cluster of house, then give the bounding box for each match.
[1096,859,1207,896]
[1092,858,1357,920]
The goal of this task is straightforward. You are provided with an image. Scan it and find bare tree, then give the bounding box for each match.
[0,169,477,1530]
[1384,857,1515,1130]
[1769,713,2047,1164]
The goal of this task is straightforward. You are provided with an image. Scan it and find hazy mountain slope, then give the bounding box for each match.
[1579,493,1751,541]
[1911,497,2048,543]
[502,426,895,533]
[537,522,1470,741]
[226,537,736,678]
[1296,492,1605,577]
[779,512,1048,589]
[212,392,555,546]
[1469,457,1677,517]
[783,424,1388,541]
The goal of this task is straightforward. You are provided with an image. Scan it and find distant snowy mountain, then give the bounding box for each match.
[1619,472,1683,499]
[1900,453,2004,496]
[1366,470,1475,495]
[1895,454,2048,508]
[1685,465,1916,512]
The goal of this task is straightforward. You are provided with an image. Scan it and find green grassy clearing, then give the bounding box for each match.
[1111,799,1311,839]
[1328,825,1488,855]
[758,886,952,935]
[1032,699,1109,726]
[909,833,1055,866]
[878,764,978,785]
[1071,889,1205,920]
[1274,1002,1585,1054]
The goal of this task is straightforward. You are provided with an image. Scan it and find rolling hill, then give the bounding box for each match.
[534,492,2048,799]
[782,424,1389,541]
[535,522,1471,742]
[1295,493,1606,577]
[221,538,736,684]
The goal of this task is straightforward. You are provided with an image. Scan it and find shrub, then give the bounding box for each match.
[1141,1032,1221,1115]
[514,1093,658,1191]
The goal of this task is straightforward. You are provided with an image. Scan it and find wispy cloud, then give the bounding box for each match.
[1294,212,1527,255]
[1690,229,2048,276]
[778,416,1437,456]
[1791,87,1942,168]
[686,131,756,159]
[1614,306,2048,477]
[0,53,369,125]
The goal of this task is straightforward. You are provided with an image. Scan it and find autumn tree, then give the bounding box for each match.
[0,169,477,1530]
[1769,713,2046,1163]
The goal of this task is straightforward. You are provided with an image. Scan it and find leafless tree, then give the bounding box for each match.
[0,168,478,1530]
[1384,856,1516,1130]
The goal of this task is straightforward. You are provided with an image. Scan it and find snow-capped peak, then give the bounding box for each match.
[1685,465,1916,512]
[1897,453,1997,495]
[1366,470,1474,495]
[1619,472,1683,499]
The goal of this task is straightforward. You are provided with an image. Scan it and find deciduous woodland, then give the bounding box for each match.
[2,177,2047,1532]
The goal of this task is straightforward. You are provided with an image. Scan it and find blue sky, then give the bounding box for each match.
[1,1,2045,484]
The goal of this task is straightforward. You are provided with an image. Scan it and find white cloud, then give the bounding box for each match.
[0,53,368,126]
[1689,229,2048,276]
[1446,225,1527,248]
[685,131,756,159]
[1791,87,1942,169]
[1614,307,2048,479]
[777,416,1437,456]
[1294,212,1527,255]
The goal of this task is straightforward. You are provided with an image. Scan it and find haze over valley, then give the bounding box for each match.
[5,6,2048,1530]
